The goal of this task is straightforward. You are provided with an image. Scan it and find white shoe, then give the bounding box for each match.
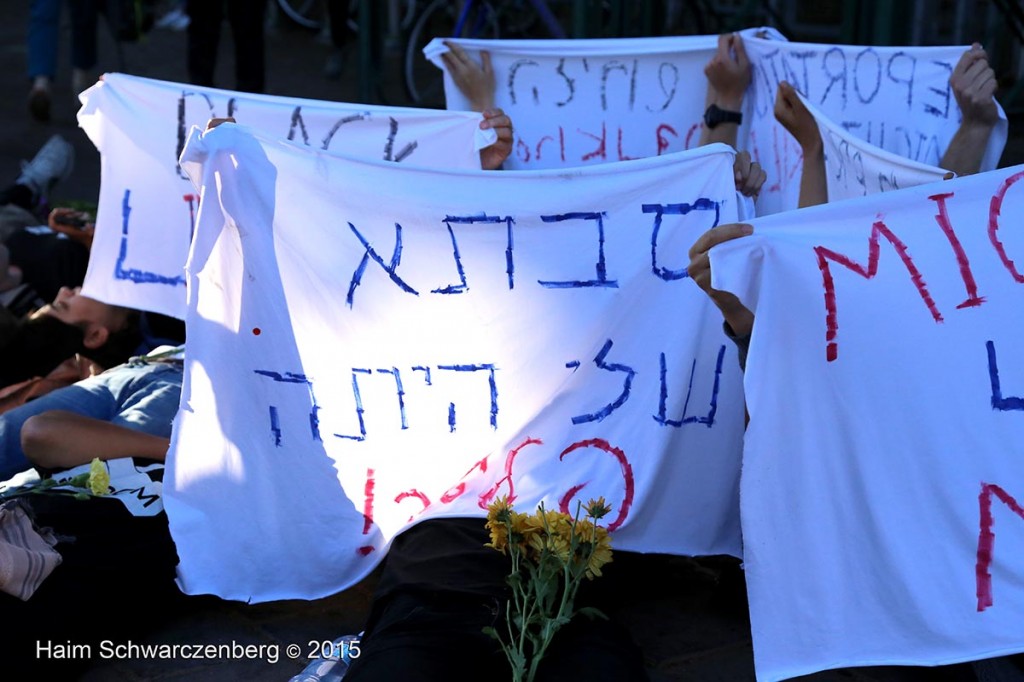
[16,134,75,203]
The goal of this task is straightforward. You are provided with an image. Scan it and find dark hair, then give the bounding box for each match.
[0,311,143,387]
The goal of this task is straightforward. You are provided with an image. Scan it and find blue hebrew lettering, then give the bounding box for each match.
[987,341,1024,411]
[253,370,322,444]
[114,190,187,287]
[655,345,726,428]
[434,215,516,292]
[346,222,419,307]
[538,212,618,289]
[376,367,408,429]
[571,339,636,424]
[437,364,499,430]
[335,368,372,441]
[643,199,722,280]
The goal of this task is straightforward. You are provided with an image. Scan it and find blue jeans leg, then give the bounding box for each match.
[28,0,60,80]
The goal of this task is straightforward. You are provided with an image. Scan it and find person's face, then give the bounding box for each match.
[32,287,120,348]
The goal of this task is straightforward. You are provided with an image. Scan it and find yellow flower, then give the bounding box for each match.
[528,528,571,563]
[88,458,110,496]
[584,527,613,579]
[485,496,515,553]
[583,497,612,520]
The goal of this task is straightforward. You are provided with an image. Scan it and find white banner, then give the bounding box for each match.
[711,167,1024,680]
[427,35,731,170]
[77,73,496,319]
[167,123,747,602]
[802,91,953,202]
[741,30,1008,214]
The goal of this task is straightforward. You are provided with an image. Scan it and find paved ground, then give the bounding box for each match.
[3,2,1024,680]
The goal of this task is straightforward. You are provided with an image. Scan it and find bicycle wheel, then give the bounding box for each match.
[278,0,327,30]
[403,0,459,106]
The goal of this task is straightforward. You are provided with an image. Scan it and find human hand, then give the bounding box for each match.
[479,108,513,170]
[441,41,495,112]
[734,151,766,198]
[774,81,821,152]
[205,117,236,131]
[950,44,998,128]
[688,222,755,336]
[704,33,750,110]
[48,208,94,248]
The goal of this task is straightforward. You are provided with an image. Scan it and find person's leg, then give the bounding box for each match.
[186,0,223,87]
[226,0,266,93]
[67,0,98,95]
[27,0,61,121]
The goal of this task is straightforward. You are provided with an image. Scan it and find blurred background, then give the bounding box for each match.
[3,0,1023,210]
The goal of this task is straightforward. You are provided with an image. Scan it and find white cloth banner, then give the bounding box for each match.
[741,30,1008,215]
[77,73,495,319]
[802,91,953,201]
[168,124,747,602]
[711,167,1024,680]
[427,35,735,170]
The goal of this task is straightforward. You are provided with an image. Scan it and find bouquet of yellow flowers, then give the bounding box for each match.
[483,495,614,682]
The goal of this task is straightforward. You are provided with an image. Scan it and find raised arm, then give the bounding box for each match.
[21,410,170,471]
[940,44,999,176]
[699,33,751,149]
[774,81,827,208]
[440,41,495,112]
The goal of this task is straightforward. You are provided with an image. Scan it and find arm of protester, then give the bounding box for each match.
[774,81,826,208]
[47,207,95,249]
[940,44,999,177]
[440,41,495,112]
[479,108,513,170]
[688,223,755,340]
[699,33,751,148]
[22,410,171,470]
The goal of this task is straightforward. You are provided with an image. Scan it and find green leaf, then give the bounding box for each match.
[481,626,500,641]
[576,606,609,621]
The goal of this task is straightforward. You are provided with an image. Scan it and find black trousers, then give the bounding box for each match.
[186,0,266,93]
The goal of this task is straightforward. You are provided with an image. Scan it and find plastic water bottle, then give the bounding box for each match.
[288,634,360,682]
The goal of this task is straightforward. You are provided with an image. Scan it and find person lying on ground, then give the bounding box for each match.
[0,350,186,675]
[0,344,183,481]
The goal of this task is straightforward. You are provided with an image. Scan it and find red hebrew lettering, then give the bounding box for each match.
[616,128,637,161]
[515,138,531,163]
[988,170,1024,283]
[580,122,607,161]
[558,438,634,532]
[478,438,543,509]
[683,123,700,150]
[815,219,943,362]
[440,455,489,504]
[558,484,588,515]
[358,467,376,556]
[535,127,566,163]
[656,123,678,155]
[976,483,1024,611]
[394,489,431,523]
[928,192,984,309]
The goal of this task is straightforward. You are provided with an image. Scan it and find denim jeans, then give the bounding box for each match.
[0,361,183,480]
[27,0,98,80]
[27,0,60,79]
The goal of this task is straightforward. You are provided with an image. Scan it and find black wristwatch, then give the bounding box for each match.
[703,104,743,129]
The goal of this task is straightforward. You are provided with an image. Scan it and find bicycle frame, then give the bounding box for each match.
[453,0,567,39]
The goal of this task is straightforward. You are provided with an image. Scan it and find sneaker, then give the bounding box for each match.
[27,82,51,123]
[155,7,189,31]
[16,134,75,204]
